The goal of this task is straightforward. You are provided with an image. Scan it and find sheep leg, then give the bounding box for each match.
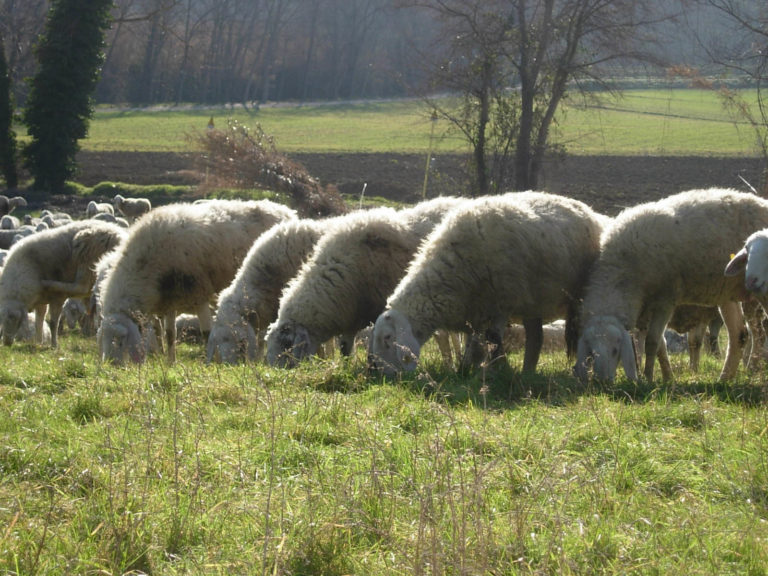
[718,301,748,380]
[643,308,673,382]
[47,300,64,349]
[742,299,767,371]
[522,318,543,373]
[34,304,47,345]
[196,303,213,340]
[687,322,707,372]
[164,311,177,363]
[434,330,454,367]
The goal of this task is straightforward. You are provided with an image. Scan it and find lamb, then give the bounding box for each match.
[206,216,333,364]
[0,195,27,217]
[575,188,768,385]
[368,192,605,377]
[99,199,296,364]
[113,194,152,222]
[264,197,464,367]
[86,201,114,218]
[0,220,126,348]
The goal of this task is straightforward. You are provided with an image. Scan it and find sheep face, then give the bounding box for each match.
[369,309,421,377]
[265,320,317,368]
[206,320,257,364]
[0,301,26,346]
[575,315,637,384]
[725,232,768,294]
[99,313,145,364]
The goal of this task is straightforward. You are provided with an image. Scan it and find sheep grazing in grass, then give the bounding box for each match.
[99,199,296,364]
[265,197,464,368]
[0,195,27,217]
[207,217,332,364]
[113,194,152,222]
[0,220,127,348]
[576,188,768,385]
[368,192,605,377]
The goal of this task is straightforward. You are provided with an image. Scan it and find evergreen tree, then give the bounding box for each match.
[0,30,18,190]
[22,0,112,192]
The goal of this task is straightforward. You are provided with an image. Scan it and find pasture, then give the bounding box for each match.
[82,89,764,156]
[2,88,768,574]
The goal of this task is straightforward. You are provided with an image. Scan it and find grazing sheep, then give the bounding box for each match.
[265,197,464,367]
[576,188,768,385]
[503,320,567,355]
[86,201,114,218]
[0,195,27,217]
[0,220,126,348]
[368,192,605,377]
[99,199,296,364]
[92,211,130,228]
[207,217,332,364]
[13,312,52,345]
[113,194,152,222]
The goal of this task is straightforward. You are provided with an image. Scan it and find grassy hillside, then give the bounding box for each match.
[82,89,763,156]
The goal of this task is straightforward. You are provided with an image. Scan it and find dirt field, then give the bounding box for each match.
[71,150,765,216]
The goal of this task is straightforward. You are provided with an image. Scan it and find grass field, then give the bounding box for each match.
[2,333,768,575]
[82,89,763,156]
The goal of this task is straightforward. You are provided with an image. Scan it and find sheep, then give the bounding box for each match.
[0,220,127,348]
[575,188,768,385]
[99,199,296,364]
[206,216,332,364]
[368,192,605,377]
[86,201,114,218]
[1,215,19,229]
[12,312,52,345]
[503,320,567,355]
[92,212,130,227]
[264,197,464,367]
[0,195,27,217]
[113,194,152,222]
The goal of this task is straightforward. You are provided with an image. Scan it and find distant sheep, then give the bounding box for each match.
[0,220,126,348]
[0,195,27,217]
[99,199,296,364]
[113,194,152,221]
[92,212,130,227]
[503,320,567,355]
[265,197,464,367]
[369,192,605,377]
[86,201,114,218]
[576,188,768,384]
[0,215,19,229]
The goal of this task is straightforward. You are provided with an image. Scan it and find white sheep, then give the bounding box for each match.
[265,197,464,367]
[113,194,152,222]
[725,228,768,296]
[99,199,296,364]
[1,215,19,229]
[91,211,130,228]
[576,188,768,384]
[368,192,605,377]
[0,195,27,217]
[206,217,332,364]
[0,220,126,348]
[86,201,114,218]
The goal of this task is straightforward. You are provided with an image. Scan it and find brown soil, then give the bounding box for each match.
[65,150,766,217]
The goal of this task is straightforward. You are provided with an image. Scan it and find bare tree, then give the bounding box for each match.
[408,0,669,195]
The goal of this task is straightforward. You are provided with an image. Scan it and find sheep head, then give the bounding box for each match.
[575,315,637,384]
[725,231,768,294]
[206,319,257,364]
[0,301,26,346]
[99,313,145,365]
[369,308,421,377]
[265,319,317,368]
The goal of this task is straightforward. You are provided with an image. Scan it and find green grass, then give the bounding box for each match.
[2,334,768,574]
[76,89,764,156]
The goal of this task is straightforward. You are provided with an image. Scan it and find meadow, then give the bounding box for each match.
[84,89,763,157]
[2,89,768,574]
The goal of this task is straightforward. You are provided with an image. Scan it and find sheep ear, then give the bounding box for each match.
[574,336,590,384]
[293,324,313,359]
[724,248,748,276]
[619,329,638,381]
[125,320,145,363]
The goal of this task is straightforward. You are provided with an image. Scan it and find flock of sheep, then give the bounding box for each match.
[1,186,768,387]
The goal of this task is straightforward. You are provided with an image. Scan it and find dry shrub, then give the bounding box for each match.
[192,119,348,217]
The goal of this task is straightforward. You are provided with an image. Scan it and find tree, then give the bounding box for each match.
[409,0,668,195]
[684,1,768,193]
[22,0,113,192]
[0,28,18,189]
